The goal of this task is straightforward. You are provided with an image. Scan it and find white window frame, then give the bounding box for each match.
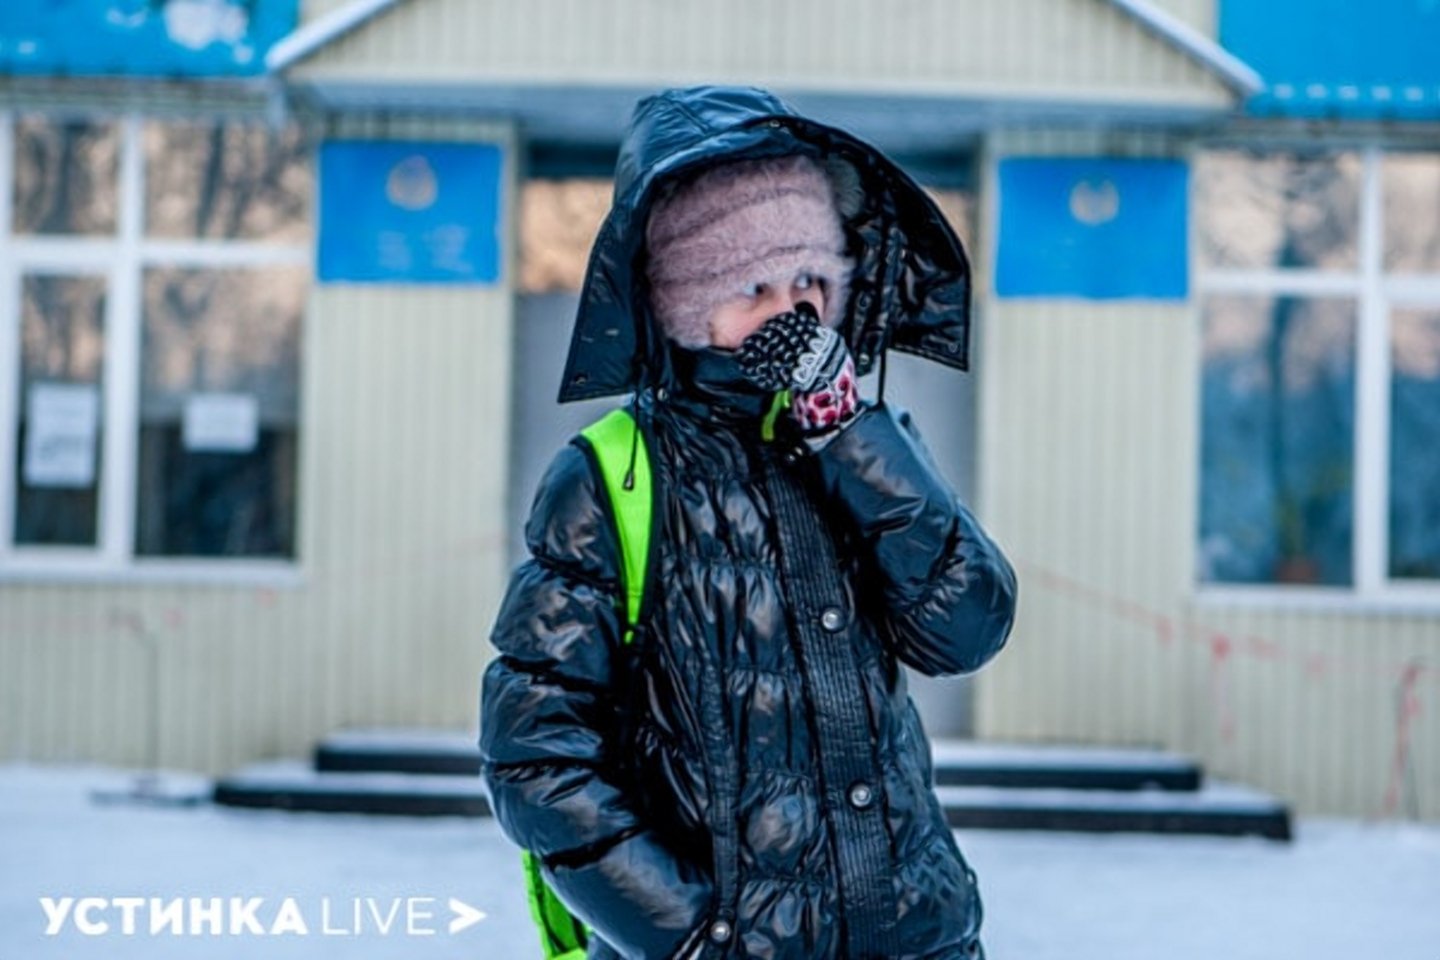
[0,111,310,586]
[1195,146,1440,614]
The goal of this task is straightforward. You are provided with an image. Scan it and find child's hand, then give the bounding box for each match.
[735,302,860,440]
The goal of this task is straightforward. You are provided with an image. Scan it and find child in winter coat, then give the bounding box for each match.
[480,85,1018,960]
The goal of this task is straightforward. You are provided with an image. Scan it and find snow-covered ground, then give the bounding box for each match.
[2,762,1437,959]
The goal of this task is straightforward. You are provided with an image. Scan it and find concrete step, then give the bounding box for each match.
[315,728,1204,792]
[213,761,491,817]
[315,728,481,776]
[929,740,1203,792]
[936,782,1292,841]
[214,758,1290,841]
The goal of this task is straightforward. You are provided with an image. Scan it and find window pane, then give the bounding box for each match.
[1195,151,1360,271]
[1383,154,1440,273]
[144,121,312,243]
[12,118,118,236]
[1199,296,1356,586]
[518,178,612,293]
[14,276,106,546]
[1390,308,1440,580]
[136,267,304,558]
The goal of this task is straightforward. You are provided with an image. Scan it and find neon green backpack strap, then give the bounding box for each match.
[519,406,653,959]
[578,406,653,645]
[521,850,589,960]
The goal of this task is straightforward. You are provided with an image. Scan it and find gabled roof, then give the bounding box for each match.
[263,0,1262,147]
[269,0,1260,100]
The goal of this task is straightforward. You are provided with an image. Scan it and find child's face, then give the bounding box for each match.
[709,272,828,350]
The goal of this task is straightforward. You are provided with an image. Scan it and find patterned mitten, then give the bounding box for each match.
[735,302,860,443]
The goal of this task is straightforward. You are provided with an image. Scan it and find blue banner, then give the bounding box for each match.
[995,157,1189,301]
[318,141,504,285]
[1222,0,1440,119]
[0,0,297,77]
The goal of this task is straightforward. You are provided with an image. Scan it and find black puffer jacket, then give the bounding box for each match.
[480,86,1018,960]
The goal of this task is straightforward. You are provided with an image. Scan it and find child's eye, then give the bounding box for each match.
[743,281,767,298]
[794,273,816,291]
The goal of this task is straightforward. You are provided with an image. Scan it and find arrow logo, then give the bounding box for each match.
[448,898,488,934]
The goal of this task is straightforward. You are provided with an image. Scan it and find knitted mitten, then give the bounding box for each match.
[736,302,859,443]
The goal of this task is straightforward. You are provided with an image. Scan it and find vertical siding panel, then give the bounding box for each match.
[1307,615,1332,814]
[1125,307,1148,746]
[1284,616,1307,817]
[411,287,437,726]
[1033,302,1055,740]
[3,595,14,760]
[205,588,227,769]
[1147,302,1174,746]
[1324,616,1347,817]
[81,592,101,762]
[216,587,235,771]
[217,589,240,770]
[317,279,346,740]
[380,292,404,726]
[1337,616,1362,815]
[1098,308,1121,743]
[49,589,67,759]
[1338,617,1359,816]
[29,590,47,759]
[38,589,55,760]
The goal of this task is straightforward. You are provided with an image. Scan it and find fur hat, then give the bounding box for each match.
[644,154,852,349]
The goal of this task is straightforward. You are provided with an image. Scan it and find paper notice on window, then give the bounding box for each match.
[24,382,100,489]
[183,392,259,453]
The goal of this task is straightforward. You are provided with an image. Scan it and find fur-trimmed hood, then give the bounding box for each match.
[557,84,973,404]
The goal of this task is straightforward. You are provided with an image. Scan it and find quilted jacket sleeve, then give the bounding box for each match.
[479,442,714,960]
[810,401,1018,677]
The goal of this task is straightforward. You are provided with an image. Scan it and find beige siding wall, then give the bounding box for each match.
[1144,0,1215,34]
[291,0,1230,108]
[1,116,517,776]
[299,0,1217,35]
[975,130,1440,820]
[300,0,357,19]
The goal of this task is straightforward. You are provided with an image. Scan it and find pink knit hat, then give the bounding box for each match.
[644,154,852,349]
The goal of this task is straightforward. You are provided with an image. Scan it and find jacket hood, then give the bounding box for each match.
[557,84,973,404]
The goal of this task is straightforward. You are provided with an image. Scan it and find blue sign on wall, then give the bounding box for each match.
[995,157,1189,301]
[318,141,504,286]
[1222,0,1440,119]
[0,0,297,77]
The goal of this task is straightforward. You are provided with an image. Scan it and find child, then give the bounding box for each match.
[480,85,1018,960]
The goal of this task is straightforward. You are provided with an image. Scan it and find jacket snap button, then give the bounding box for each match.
[820,607,845,632]
[848,781,875,809]
[709,919,732,943]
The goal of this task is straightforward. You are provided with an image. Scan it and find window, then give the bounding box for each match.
[0,114,311,578]
[1196,148,1440,599]
[15,274,107,547]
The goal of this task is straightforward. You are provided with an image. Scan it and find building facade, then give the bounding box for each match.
[1,0,1436,820]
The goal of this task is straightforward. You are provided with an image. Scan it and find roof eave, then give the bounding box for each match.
[265,0,412,75]
[1103,0,1264,98]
